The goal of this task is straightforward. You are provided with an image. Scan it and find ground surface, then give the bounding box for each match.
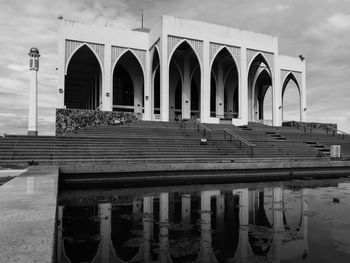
[0,176,13,186]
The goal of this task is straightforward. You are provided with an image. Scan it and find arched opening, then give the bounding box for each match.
[191,66,200,118]
[210,48,239,121]
[248,54,273,124]
[248,190,273,257]
[211,193,240,261]
[169,41,201,121]
[65,45,102,110]
[152,48,160,117]
[169,60,183,120]
[282,73,301,122]
[255,69,272,121]
[62,205,100,262]
[113,51,144,113]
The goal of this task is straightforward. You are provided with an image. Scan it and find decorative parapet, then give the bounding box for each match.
[209,42,241,70]
[283,121,337,130]
[65,40,104,73]
[281,70,302,87]
[246,49,274,73]
[167,36,203,64]
[56,109,142,136]
[111,46,146,73]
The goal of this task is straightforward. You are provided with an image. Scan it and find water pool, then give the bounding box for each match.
[56,177,350,262]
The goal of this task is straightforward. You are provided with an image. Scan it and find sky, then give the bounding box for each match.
[0,0,349,135]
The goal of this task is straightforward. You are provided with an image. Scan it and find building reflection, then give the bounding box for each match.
[57,186,309,263]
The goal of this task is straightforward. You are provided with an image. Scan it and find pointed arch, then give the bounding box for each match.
[247,52,272,76]
[282,72,300,98]
[112,49,145,79]
[112,50,144,112]
[168,39,202,71]
[210,46,240,75]
[169,40,201,120]
[211,47,239,120]
[65,43,104,76]
[282,72,301,122]
[65,44,102,110]
[151,46,160,73]
[248,53,273,122]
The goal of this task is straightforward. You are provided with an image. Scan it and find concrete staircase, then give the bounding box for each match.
[1,120,348,168]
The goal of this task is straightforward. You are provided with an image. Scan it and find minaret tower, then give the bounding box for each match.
[28,47,40,136]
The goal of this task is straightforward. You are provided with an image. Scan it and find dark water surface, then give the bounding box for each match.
[57,178,350,262]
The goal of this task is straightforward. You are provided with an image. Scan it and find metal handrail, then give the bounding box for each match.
[224,128,255,157]
[325,126,350,139]
[191,119,212,137]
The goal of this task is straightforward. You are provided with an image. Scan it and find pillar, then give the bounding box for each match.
[236,189,249,261]
[144,50,152,120]
[102,44,112,111]
[199,191,213,263]
[201,41,211,123]
[182,55,191,119]
[100,203,112,262]
[301,61,307,122]
[181,194,191,224]
[28,48,40,136]
[240,48,248,124]
[273,53,282,126]
[272,188,283,262]
[160,37,169,121]
[57,23,65,109]
[143,197,153,262]
[159,193,169,262]
[216,194,225,233]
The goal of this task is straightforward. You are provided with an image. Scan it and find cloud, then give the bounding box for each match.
[1,0,350,135]
[327,13,350,30]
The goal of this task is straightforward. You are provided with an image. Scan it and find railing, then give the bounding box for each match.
[297,123,313,134]
[191,119,212,137]
[224,128,256,157]
[325,126,350,139]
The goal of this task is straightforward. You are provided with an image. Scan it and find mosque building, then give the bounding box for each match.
[57,15,306,127]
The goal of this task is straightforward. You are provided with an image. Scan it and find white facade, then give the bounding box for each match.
[58,15,306,126]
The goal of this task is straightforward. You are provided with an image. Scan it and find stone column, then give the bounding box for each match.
[57,23,65,109]
[272,188,283,262]
[300,62,307,122]
[240,48,248,124]
[201,40,210,123]
[236,189,249,261]
[28,48,40,136]
[99,203,112,263]
[160,37,169,121]
[159,193,169,262]
[102,44,112,111]
[181,194,191,224]
[144,50,152,120]
[273,53,282,126]
[143,197,153,262]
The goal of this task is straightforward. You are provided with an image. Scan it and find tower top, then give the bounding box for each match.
[29,47,40,56]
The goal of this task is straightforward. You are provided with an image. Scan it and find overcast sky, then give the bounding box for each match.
[0,0,349,135]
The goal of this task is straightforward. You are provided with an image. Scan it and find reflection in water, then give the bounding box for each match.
[57,180,350,263]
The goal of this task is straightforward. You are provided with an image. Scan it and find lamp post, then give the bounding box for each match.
[28,47,40,136]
